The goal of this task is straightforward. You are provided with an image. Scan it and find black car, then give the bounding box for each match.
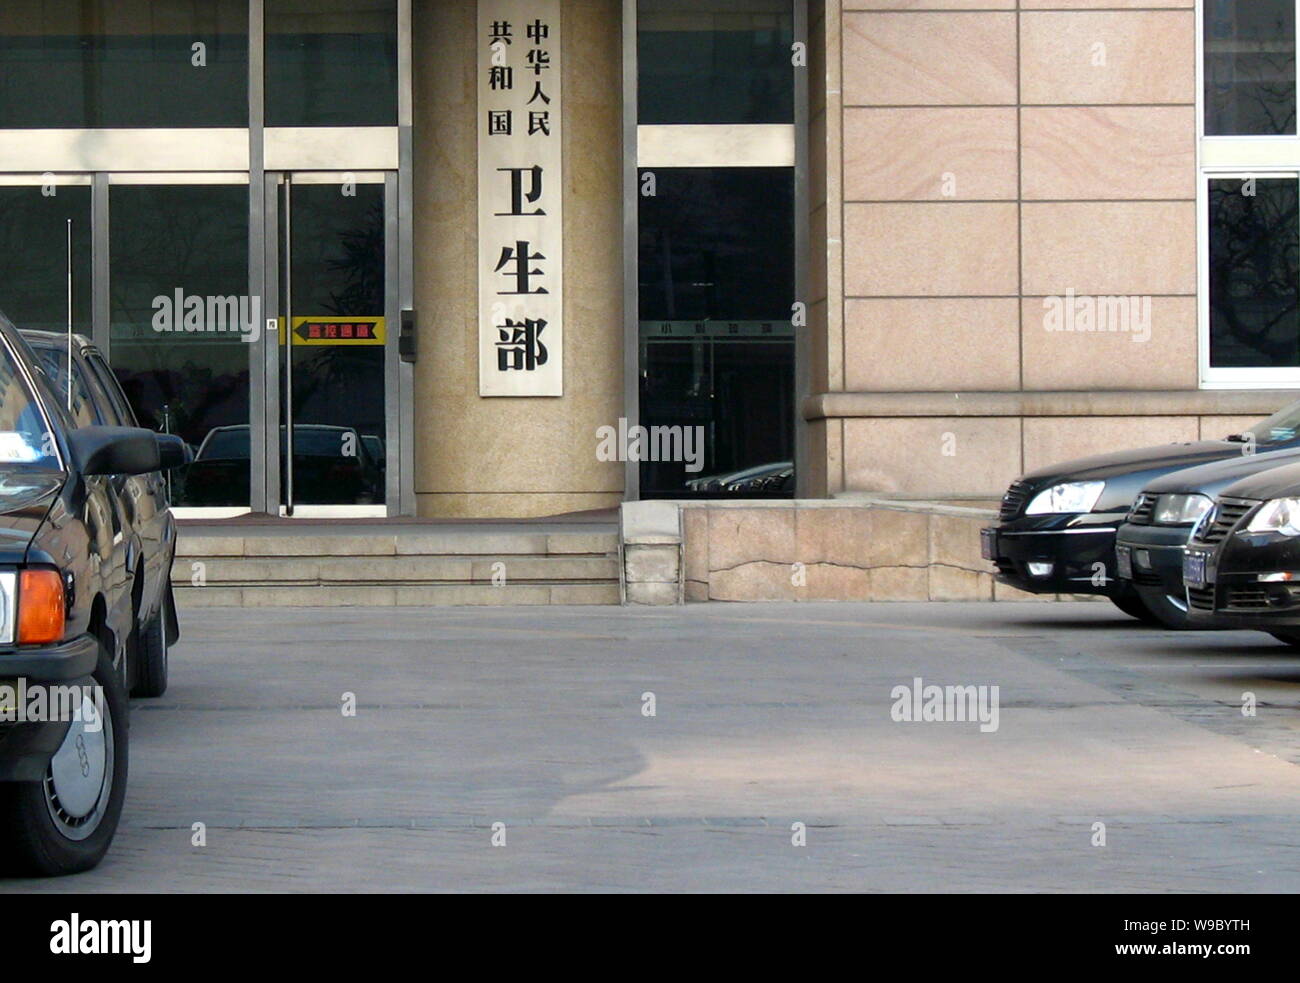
[1107,444,1300,629]
[1184,460,1300,645]
[23,330,181,697]
[984,402,1300,620]
[1114,446,1300,628]
[0,317,187,876]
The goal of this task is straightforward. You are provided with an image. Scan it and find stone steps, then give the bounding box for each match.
[173,528,622,606]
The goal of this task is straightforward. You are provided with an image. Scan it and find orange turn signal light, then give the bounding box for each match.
[18,569,65,645]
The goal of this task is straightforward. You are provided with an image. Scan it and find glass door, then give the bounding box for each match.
[276,173,390,515]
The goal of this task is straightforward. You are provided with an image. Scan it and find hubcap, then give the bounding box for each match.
[45,691,113,840]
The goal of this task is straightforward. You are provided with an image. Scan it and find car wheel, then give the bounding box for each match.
[1133,588,1195,630]
[1110,592,1157,624]
[132,589,170,699]
[0,637,128,876]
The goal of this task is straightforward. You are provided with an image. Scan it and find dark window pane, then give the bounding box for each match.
[266,0,397,126]
[639,167,793,321]
[1208,177,1300,368]
[639,0,793,124]
[639,167,793,498]
[1205,0,1296,135]
[110,184,250,506]
[0,186,91,333]
[0,0,248,128]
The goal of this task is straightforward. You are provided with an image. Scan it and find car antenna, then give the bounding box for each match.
[65,218,73,412]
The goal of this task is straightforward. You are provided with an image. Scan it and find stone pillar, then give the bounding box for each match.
[411,0,624,517]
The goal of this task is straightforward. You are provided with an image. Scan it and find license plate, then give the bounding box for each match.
[1115,544,1133,581]
[980,528,997,561]
[1183,550,1209,589]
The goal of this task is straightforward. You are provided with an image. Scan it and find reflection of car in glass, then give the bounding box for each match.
[686,460,792,494]
[1114,447,1300,629]
[185,424,383,506]
[362,434,385,474]
[1184,460,1300,646]
[727,465,794,494]
[983,401,1300,619]
[0,316,188,875]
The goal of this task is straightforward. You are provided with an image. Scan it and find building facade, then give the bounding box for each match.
[0,0,1293,520]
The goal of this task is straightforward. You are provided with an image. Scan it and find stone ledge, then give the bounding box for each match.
[804,389,1300,421]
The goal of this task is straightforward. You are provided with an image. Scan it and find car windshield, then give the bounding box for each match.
[1246,402,1300,444]
[0,338,59,469]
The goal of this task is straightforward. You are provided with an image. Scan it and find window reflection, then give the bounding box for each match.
[0,0,248,128]
[0,186,91,333]
[1208,177,1300,368]
[639,0,793,125]
[266,0,397,126]
[109,184,250,506]
[639,168,794,498]
[1205,0,1296,136]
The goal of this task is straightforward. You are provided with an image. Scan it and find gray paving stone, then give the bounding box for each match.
[3,600,1300,892]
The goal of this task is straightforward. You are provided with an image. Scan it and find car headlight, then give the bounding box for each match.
[1024,481,1105,515]
[1153,493,1213,525]
[1245,498,1300,536]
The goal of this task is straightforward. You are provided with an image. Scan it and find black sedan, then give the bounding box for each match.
[984,403,1300,619]
[1184,460,1300,646]
[24,330,181,697]
[0,317,187,876]
[1113,446,1300,628]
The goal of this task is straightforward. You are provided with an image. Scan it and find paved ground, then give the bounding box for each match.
[5,600,1300,892]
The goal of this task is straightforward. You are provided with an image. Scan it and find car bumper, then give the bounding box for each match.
[983,514,1124,595]
[1114,523,1192,599]
[1182,528,1300,629]
[0,633,100,782]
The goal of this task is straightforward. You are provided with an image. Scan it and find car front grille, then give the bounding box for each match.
[1224,586,1271,610]
[1127,493,1156,525]
[1190,497,1259,546]
[1000,480,1033,521]
[1186,585,1216,611]
[1132,569,1162,587]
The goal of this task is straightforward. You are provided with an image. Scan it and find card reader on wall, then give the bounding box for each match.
[400,309,417,362]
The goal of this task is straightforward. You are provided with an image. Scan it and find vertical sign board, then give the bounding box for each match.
[477,0,563,396]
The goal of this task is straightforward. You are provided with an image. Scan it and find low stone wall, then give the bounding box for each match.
[620,498,1072,604]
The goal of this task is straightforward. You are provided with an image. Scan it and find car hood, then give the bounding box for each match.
[1218,459,1300,502]
[1140,446,1300,498]
[1020,439,1247,512]
[0,469,65,562]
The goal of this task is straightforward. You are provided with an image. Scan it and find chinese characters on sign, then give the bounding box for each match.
[478,1,563,396]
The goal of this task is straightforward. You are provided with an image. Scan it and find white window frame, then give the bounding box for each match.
[1199,0,1300,387]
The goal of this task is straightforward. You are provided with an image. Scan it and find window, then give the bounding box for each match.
[635,1,798,498]
[1202,1,1300,384]
[31,347,104,429]
[0,0,249,128]
[0,185,91,334]
[638,0,793,125]
[109,183,250,506]
[265,0,398,126]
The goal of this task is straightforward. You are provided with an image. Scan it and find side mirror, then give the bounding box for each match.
[67,426,161,476]
[155,433,192,470]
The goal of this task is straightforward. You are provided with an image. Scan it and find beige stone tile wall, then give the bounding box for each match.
[811,0,1206,498]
